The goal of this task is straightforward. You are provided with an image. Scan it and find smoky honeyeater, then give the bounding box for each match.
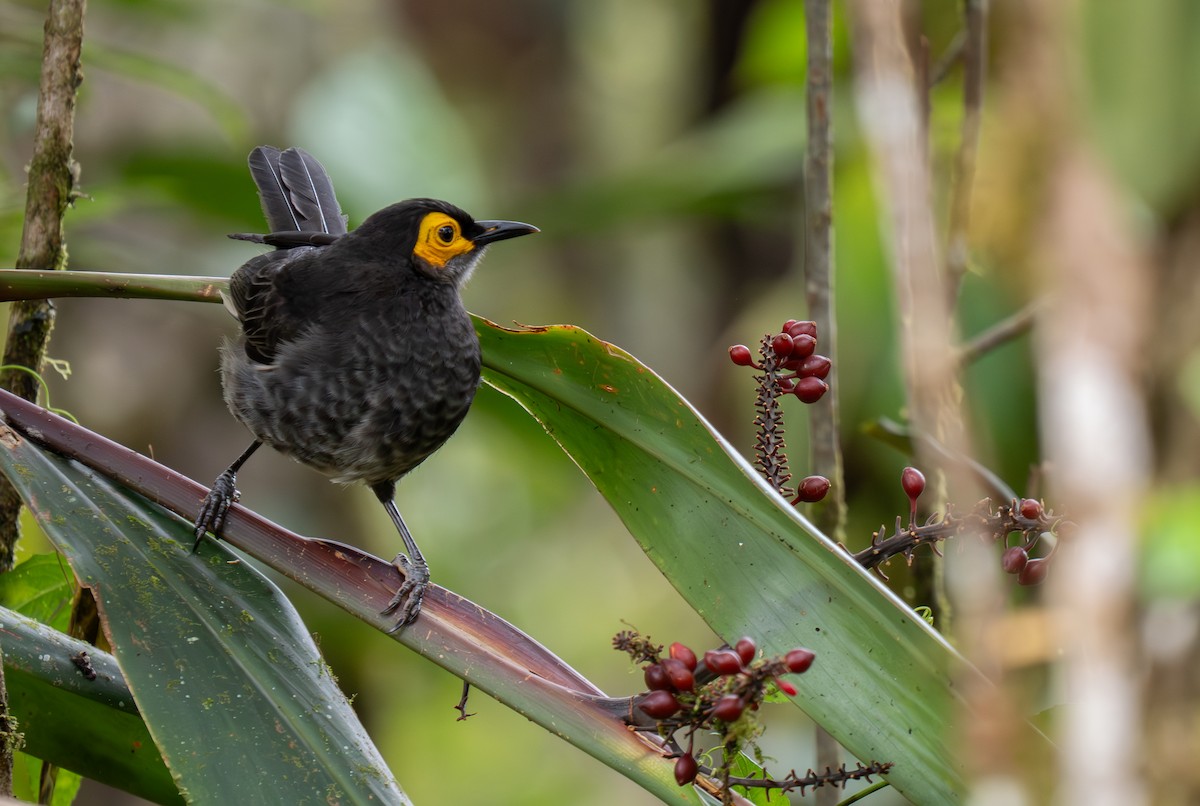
[194,146,537,626]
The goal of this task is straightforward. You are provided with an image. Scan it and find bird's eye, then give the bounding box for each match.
[437,224,455,244]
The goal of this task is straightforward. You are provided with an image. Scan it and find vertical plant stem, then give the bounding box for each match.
[801,1,844,798]
[1040,149,1150,806]
[802,0,845,541]
[849,2,1029,797]
[0,0,86,571]
[945,0,988,303]
[1030,3,1148,802]
[848,0,965,623]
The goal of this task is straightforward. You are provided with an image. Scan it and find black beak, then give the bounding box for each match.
[472,219,539,245]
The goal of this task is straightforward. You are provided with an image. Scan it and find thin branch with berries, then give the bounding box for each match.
[729,322,1072,592]
[613,629,888,803]
[729,320,832,506]
[854,471,1070,586]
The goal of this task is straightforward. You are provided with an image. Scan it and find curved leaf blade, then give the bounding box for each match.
[0,425,409,805]
[1,606,180,804]
[476,320,1022,803]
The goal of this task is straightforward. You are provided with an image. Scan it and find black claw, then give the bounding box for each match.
[193,470,239,552]
[382,553,430,632]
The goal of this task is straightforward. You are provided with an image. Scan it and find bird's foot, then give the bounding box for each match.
[192,470,240,552]
[382,553,430,632]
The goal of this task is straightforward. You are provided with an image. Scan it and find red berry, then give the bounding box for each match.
[1017,557,1050,586]
[702,649,743,676]
[669,642,697,671]
[776,377,796,393]
[782,319,798,333]
[1001,546,1029,575]
[775,678,798,697]
[1019,498,1043,520]
[638,690,681,718]
[712,694,745,722]
[901,467,926,501]
[799,354,832,379]
[734,636,757,665]
[784,648,815,673]
[673,753,698,786]
[661,658,695,692]
[795,475,831,503]
[644,663,671,691]
[771,332,795,357]
[793,376,828,404]
[787,320,818,340]
[791,334,817,359]
[729,344,754,367]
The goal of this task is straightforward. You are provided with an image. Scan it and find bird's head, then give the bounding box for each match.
[353,198,537,286]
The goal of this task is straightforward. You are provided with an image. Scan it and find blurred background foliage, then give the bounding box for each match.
[2,0,1200,803]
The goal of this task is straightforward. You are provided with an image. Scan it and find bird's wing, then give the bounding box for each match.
[228,249,313,364]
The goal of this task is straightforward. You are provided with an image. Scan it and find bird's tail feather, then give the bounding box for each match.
[247,146,298,232]
[246,146,348,236]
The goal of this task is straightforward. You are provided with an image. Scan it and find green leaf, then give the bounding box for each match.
[476,320,1046,803]
[13,751,84,806]
[726,752,788,805]
[2,606,179,803]
[0,553,74,632]
[0,434,409,804]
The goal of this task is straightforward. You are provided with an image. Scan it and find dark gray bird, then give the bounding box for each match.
[195,146,537,626]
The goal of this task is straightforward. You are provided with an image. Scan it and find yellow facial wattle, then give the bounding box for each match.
[412,211,475,269]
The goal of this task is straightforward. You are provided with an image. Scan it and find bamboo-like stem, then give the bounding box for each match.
[0,269,226,304]
[801,1,845,799]
[945,0,988,304]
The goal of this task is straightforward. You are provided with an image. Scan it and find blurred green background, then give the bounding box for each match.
[3,0,1200,803]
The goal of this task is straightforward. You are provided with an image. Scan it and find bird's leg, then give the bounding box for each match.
[371,482,430,630]
[193,440,262,551]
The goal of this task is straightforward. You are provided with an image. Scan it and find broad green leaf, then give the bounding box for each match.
[1,606,179,803]
[0,383,696,804]
[475,320,1023,804]
[0,430,409,804]
[0,553,74,632]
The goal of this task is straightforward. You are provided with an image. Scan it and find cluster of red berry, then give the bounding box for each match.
[728,319,831,404]
[1001,498,1052,585]
[902,466,1054,586]
[729,320,833,504]
[626,635,815,786]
